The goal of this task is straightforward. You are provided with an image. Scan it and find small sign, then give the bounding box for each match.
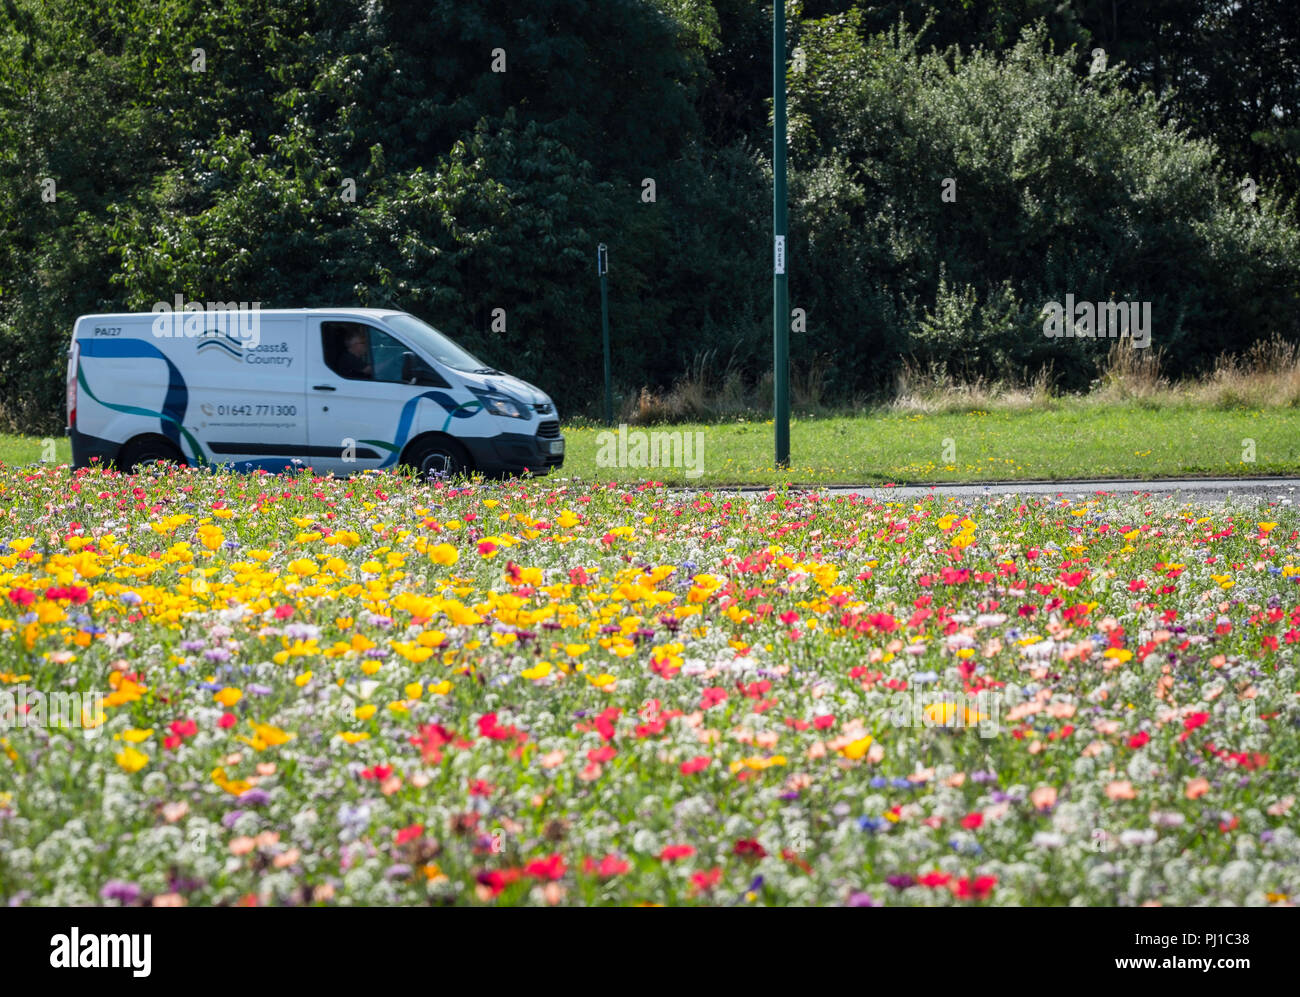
[774,235,785,275]
[597,243,608,276]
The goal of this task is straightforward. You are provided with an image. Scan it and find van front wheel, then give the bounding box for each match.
[116,435,185,473]
[404,438,471,481]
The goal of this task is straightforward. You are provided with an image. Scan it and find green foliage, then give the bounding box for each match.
[787,16,1300,392]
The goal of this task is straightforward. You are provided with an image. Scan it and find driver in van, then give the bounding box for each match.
[336,328,373,379]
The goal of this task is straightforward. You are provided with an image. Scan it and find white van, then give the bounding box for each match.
[65,307,564,476]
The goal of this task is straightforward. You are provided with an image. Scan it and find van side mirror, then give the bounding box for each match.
[401,352,419,383]
[401,351,448,388]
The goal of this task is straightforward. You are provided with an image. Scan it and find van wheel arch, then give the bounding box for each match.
[116,434,186,472]
[400,433,473,480]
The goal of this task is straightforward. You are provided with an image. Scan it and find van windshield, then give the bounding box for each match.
[384,313,488,373]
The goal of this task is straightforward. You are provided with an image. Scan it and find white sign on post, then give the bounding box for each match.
[774,235,786,275]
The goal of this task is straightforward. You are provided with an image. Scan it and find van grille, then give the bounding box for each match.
[537,420,560,439]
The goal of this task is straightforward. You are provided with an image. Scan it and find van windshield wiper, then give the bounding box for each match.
[473,367,503,375]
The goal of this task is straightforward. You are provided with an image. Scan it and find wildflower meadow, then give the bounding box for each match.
[1,465,1297,907]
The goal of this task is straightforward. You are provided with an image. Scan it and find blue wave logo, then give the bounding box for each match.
[196,332,246,361]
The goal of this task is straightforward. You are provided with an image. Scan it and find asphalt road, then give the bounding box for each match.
[822,477,1300,505]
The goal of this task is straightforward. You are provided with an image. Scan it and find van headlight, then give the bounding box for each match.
[481,393,526,419]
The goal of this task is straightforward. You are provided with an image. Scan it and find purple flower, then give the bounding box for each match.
[221,809,245,829]
[237,788,271,806]
[848,891,878,907]
[385,863,413,880]
[100,880,141,904]
[887,874,915,890]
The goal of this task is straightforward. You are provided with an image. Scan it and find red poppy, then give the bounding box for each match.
[690,867,722,892]
[594,707,621,741]
[950,875,997,900]
[477,868,521,896]
[218,712,237,729]
[395,823,424,845]
[587,746,617,764]
[1128,731,1150,749]
[781,849,812,874]
[961,813,983,830]
[699,687,728,710]
[582,854,630,878]
[478,712,524,741]
[524,854,567,881]
[917,871,951,888]
[659,844,695,862]
[733,839,767,859]
[680,756,712,775]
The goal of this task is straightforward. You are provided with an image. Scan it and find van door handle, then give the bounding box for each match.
[312,384,336,391]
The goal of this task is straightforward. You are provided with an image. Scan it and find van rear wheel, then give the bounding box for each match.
[117,435,185,473]
[404,438,471,481]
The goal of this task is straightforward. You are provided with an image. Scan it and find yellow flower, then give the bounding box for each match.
[354,704,377,721]
[115,746,149,773]
[392,641,433,663]
[214,687,242,707]
[404,682,424,700]
[839,735,873,760]
[923,703,986,726]
[250,722,294,747]
[120,728,153,744]
[443,601,483,626]
[428,680,453,696]
[557,510,581,529]
[287,558,317,577]
[429,543,459,566]
[338,731,370,744]
[294,670,313,687]
[520,662,552,681]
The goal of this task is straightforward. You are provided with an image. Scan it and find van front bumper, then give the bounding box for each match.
[464,429,564,475]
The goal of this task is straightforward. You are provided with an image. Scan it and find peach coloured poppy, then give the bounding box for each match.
[1107,780,1137,800]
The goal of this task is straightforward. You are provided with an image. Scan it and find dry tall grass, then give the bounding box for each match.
[622,351,836,425]
[889,358,1057,414]
[613,335,1300,424]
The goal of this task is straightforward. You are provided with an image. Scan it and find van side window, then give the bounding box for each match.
[322,322,410,383]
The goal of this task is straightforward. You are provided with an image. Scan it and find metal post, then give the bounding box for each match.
[773,1,790,469]
[598,243,612,426]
